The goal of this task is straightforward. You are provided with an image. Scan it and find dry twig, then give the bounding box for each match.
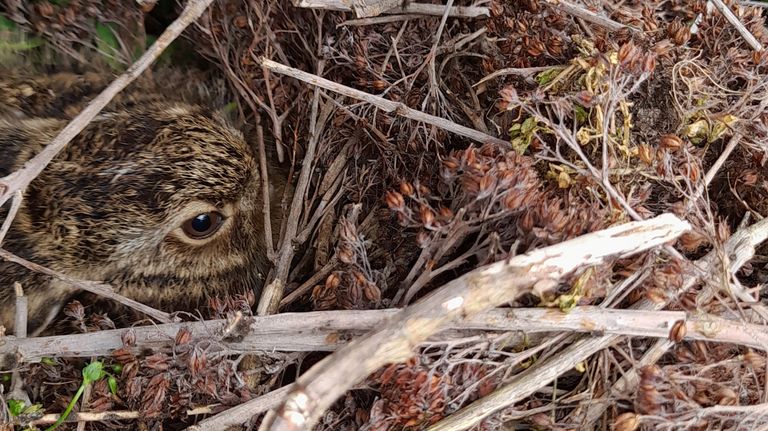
[9,306,768,367]
[0,248,172,325]
[710,0,764,51]
[260,214,689,430]
[258,57,509,147]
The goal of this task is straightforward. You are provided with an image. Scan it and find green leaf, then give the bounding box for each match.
[573,105,589,124]
[520,117,537,135]
[535,67,562,86]
[82,361,105,384]
[111,363,123,374]
[108,376,118,395]
[41,357,56,366]
[0,15,16,31]
[94,21,122,71]
[8,399,25,416]
[511,137,528,154]
[223,101,239,114]
[22,403,44,416]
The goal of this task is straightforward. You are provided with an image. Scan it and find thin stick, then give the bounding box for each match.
[0,190,22,246]
[185,385,293,431]
[258,57,509,148]
[28,405,217,426]
[473,66,559,88]
[0,0,216,210]
[0,248,172,324]
[7,306,768,365]
[710,0,764,51]
[257,61,330,316]
[9,282,29,407]
[256,123,275,259]
[260,214,689,431]
[548,0,631,32]
[300,0,488,18]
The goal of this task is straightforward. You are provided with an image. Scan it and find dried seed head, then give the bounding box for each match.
[373,80,388,91]
[669,320,686,343]
[122,328,137,347]
[646,287,667,304]
[660,134,683,151]
[614,412,640,431]
[642,54,657,74]
[174,327,192,346]
[618,42,637,64]
[363,282,381,302]
[338,243,356,264]
[638,144,654,165]
[678,230,707,252]
[385,191,405,210]
[419,205,435,226]
[416,231,430,248]
[442,158,459,172]
[325,273,341,290]
[233,15,248,28]
[399,181,415,197]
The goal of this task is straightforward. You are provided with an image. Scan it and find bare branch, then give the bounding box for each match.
[547,0,632,32]
[0,248,172,325]
[260,214,689,431]
[258,57,510,148]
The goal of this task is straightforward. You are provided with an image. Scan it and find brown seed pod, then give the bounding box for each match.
[385,191,405,210]
[174,327,192,346]
[233,15,248,28]
[325,272,341,290]
[614,412,640,431]
[669,320,686,343]
[400,181,415,197]
[659,134,683,151]
[638,144,654,165]
[419,205,435,226]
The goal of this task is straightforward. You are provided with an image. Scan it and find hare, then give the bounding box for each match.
[0,73,283,336]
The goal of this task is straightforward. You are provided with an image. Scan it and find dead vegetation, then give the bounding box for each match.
[2,0,768,430]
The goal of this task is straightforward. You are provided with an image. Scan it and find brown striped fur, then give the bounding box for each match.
[0,74,283,336]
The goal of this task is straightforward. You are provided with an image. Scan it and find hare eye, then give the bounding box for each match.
[182,211,224,239]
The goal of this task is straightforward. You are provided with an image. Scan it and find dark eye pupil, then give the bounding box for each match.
[191,214,212,232]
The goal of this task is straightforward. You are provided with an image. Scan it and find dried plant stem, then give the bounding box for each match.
[258,57,509,147]
[0,190,22,246]
[9,282,29,407]
[473,66,559,88]
[27,405,216,426]
[710,0,764,51]
[260,214,688,431]
[0,0,215,210]
[257,61,330,316]
[7,306,768,365]
[299,0,488,18]
[547,0,631,32]
[256,124,275,259]
[431,215,768,431]
[279,258,335,307]
[0,248,172,325]
[185,385,293,431]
